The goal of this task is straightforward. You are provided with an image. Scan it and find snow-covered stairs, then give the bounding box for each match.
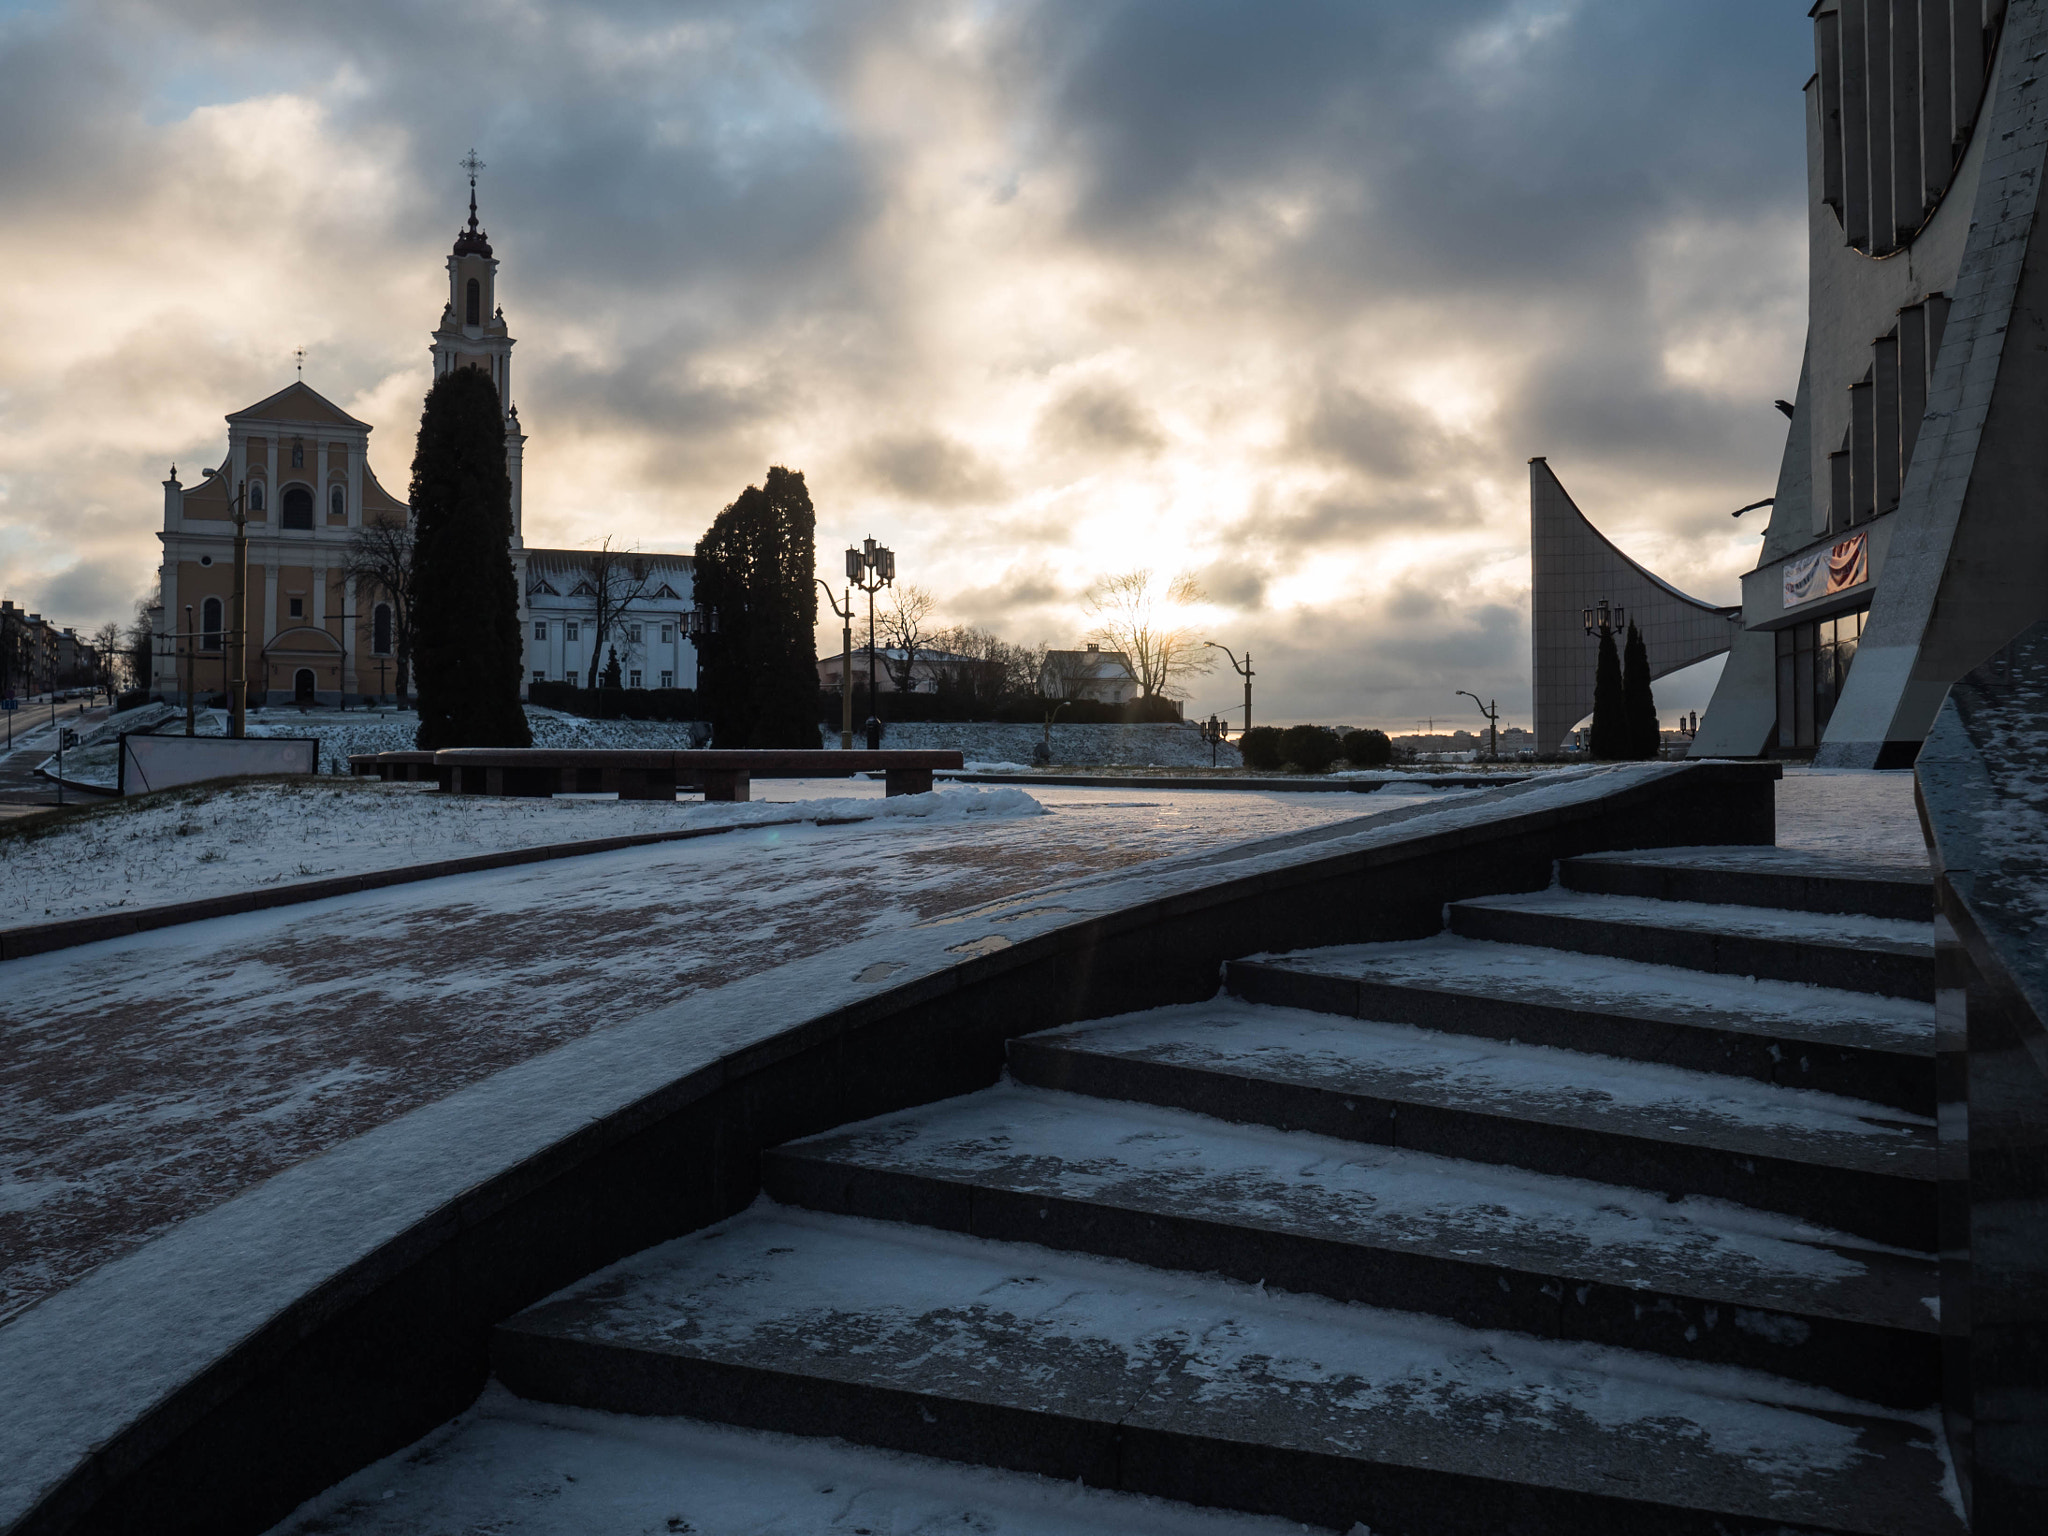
[495,847,1954,1535]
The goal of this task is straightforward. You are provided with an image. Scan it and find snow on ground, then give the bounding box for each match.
[0,778,1044,923]
[0,781,1446,1322]
[269,1384,1314,1536]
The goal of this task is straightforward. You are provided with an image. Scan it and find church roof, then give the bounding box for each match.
[228,381,370,431]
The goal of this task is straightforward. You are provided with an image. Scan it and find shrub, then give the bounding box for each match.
[1279,723,1342,773]
[1238,726,1283,770]
[528,679,701,721]
[1342,728,1392,767]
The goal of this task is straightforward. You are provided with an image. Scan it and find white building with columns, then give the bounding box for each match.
[152,183,694,705]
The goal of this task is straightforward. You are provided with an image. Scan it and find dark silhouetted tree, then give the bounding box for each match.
[1588,627,1625,759]
[694,466,820,748]
[1622,621,1660,759]
[601,646,623,690]
[408,367,530,750]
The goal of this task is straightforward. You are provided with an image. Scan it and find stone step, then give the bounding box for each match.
[1560,847,1932,921]
[1227,936,1934,1114]
[1446,891,1935,1002]
[495,1208,1961,1536]
[763,1084,1940,1407]
[1006,1001,1936,1249]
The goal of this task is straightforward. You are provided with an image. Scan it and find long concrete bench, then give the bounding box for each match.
[350,751,445,785]
[428,748,965,801]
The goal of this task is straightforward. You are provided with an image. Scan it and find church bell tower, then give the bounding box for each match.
[430,150,525,543]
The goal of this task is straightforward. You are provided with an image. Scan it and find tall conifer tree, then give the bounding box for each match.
[1588,627,1625,759]
[408,367,531,750]
[1621,621,1660,759]
[694,466,820,748]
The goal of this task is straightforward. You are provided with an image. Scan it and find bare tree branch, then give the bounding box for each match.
[580,536,656,688]
[1084,568,1215,699]
[877,584,939,692]
[344,514,418,703]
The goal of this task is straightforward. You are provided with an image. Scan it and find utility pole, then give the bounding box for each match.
[1203,642,1254,733]
[817,578,855,749]
[231,479,249,738]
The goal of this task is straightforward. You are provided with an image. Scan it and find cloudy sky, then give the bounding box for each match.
[0,0,1811,729]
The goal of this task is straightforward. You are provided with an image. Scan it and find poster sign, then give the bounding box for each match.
[1784,531,1869,608]
[118,734,319,796]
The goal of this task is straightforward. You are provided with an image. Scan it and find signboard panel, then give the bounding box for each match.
[118,734,319,796]
[1783,531,1869,608]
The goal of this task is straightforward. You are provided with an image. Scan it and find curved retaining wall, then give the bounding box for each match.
[0,761,1776,1536]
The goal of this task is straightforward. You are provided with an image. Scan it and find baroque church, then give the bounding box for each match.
[150,180,697,705]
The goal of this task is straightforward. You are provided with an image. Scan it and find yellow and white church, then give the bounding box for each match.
[150,186,697,705]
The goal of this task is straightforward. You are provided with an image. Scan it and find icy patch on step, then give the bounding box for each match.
[1458,888,1934,949]
[532,1205,1927,1487]
[1043,1001,1933,1147]
[799,1083,1905,1299]
[1261,934,1934,1045]
[268,1381,1302,1536]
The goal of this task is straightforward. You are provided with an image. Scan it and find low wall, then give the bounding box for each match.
[0,760,1775,1536]
[1916,622,2048,1531]
[868,719,1243,768]
[117,734,318,796]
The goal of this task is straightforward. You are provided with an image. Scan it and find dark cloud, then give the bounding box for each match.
[1037,381,1164,454]
[859,431,1008,505]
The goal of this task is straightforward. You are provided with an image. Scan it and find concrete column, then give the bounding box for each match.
[1926,290,1953,377]
[1829,449,1854,536]
[316,440,329,518]
[1818,11,1845,218]
[1849,373,1876,522]
[343,574,358,695]
[1953,0,1985,150]
[1842,0,1873,248]
[348,438,362,528]
[1874,332,1903,515]
[1866,0,1895,252]
[1923,0,1956,200]
[1899,301,1930,476]
[1892,3,1923,245]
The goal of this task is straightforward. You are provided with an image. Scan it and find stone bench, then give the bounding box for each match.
[353,751,445,785]
[428,748,964,802]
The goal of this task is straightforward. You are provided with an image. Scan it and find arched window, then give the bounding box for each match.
[249,481,265,514]
[373,603,392,656]
[201,597,223,652]
[466,278,481,325]
[281,485,313,530]
[329,484,345,519]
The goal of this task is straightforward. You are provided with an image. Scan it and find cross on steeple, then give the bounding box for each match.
[294,347,305,377]
[460,148,486,229]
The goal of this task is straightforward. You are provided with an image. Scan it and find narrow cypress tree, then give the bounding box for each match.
[1621,621,1660,758]
[1588,627,1625,759]
[408,367,531,750]
[694,466,820,748]
[602,646,623,690]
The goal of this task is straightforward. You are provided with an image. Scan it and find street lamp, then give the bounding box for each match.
[1199,713,1229,768]
[1454,690,1500,761]
[817,578,855,749]
[1582,598,1625,638]
[846,537,895,750]
[1203,641,1253,734]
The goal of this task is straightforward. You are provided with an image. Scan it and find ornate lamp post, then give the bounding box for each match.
[1582,597,1625,639]
[1203,641,1253,734]
[846,537,895,750]
[1200,713,1229,768]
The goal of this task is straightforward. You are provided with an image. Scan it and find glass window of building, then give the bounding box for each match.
[1774,607,1867,752]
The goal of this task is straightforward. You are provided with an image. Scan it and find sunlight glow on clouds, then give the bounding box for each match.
[0,0,1811,727]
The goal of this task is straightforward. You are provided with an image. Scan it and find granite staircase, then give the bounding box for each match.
[495,846,1955,1535]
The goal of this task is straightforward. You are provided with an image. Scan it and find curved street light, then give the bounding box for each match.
[1203,641,1253,734]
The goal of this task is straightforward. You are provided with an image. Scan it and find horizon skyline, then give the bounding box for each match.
[0,1,1811,731]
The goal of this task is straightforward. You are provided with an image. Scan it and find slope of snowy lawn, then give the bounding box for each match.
[0,778,1045,924]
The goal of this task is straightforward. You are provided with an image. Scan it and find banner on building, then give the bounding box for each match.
[1784,531,1869,608]
[118,733,320,796]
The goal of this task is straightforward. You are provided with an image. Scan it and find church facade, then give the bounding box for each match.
[151,184,695,705]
